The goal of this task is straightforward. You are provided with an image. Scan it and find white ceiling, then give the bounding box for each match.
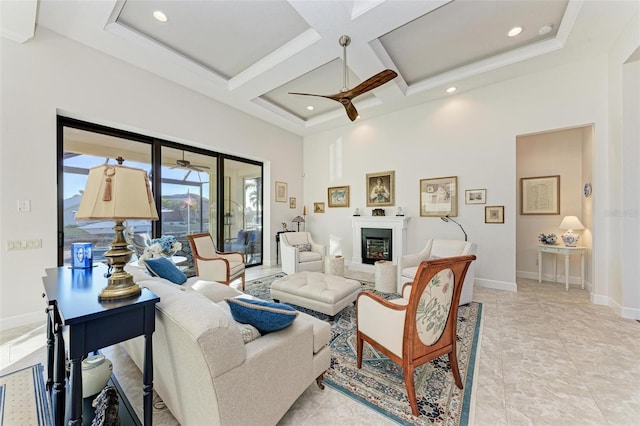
[3,0,638,136]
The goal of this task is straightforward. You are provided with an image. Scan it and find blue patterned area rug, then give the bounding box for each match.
[0,363,52,426]
[245,273,483,426]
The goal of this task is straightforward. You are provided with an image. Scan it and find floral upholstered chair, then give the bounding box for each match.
[356,254,476,416]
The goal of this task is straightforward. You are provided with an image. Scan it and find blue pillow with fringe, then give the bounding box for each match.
[144,257,187,285]
[226,297,298,334]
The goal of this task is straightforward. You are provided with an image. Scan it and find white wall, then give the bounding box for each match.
[303,56,611,295]
[0,27,303,329]
[607,9,640,318]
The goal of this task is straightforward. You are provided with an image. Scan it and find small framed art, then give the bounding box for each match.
[366,171,395,207]
[465,189,486,205]
[328,186,350,208]
[420,176,457,217]
[314,202,325,213]
[289,197,296,209]
[520,175,560,215]
[485,206,504,223]
[275,181,287,203]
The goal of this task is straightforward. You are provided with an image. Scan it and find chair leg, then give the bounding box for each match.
[404,364,419,416]
[315,373,325,390]
[448,349,463,389]
[356,332,364,369]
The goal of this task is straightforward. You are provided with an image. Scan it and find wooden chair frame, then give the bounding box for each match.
[187,233,246,290]
[356,255,476,416]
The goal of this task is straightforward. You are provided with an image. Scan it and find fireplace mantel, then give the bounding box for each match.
[351,216,411,273]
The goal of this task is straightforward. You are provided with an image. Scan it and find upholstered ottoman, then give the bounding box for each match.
[271,271,361,318]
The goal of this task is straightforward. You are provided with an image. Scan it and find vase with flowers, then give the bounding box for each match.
[139,235,182,262]
[538,233,558,245]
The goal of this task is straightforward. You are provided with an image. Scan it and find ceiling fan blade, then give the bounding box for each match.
[343,100,359,121]
[183,170,192,181]
[341,69,398,99]
[288,91,334,100]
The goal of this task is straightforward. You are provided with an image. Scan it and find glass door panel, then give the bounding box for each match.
[160,147,217,272]
[62,126,152,265]
[223,159,262,265]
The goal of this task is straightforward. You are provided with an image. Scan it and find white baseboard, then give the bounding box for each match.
[516,270,585,286]
[475,278,517,292]
[606,297,640,320]
[0,311,44,332]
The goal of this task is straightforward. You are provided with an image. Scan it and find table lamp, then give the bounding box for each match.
[75,158,158,300]
[292,215,305,231]
[559,215,584,247]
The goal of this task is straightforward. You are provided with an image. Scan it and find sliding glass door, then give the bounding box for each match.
[58,117,263,271]
[222,158,263,266]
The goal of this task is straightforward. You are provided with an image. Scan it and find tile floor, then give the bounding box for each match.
[1,268,639,425]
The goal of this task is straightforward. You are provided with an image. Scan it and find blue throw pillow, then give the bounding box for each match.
[226,297,298,334]
[144,257,187,285]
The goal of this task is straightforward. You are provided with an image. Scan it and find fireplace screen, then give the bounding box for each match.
[361,228,392,264]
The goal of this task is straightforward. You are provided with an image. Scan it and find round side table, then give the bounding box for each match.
[325,255,345,277]
[375,260,397,293]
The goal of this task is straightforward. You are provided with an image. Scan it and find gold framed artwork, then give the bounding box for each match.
[275,181,287,203]
[465,189,486,205]
[328,186,350,208]
[520,175,560,215]
[366,170,395,207]
[485,206,504,223]
[420,176,458,217]
[314,202,325,213]
[289,197,296,209]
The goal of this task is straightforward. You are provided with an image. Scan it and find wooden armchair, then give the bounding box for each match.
[187,233,246,290]
[356,255,476,416]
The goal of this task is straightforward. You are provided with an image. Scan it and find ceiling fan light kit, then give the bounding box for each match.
[289,35,397,122]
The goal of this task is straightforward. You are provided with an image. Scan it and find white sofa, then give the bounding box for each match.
[122,265,331,425]
[279,232,325,275]
[397,239,477,305]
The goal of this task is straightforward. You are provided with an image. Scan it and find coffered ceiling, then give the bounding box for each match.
[3,0,637,136]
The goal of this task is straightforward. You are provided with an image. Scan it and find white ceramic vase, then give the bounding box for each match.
[82,354,113,398]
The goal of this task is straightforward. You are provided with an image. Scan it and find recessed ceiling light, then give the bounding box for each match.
[446,86,457,93]
[306,106,314,111]
[507,26,522,37]
[539,24,553,35]
[153,10,168,22]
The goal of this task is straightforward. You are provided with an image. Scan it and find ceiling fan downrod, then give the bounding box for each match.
[339,35,351,92]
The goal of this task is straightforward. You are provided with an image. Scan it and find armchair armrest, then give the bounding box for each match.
[218,251,245,263]
[356,292,407,358]
[310,242,326,256]
[399,250,431,270]
[193,254,231,282]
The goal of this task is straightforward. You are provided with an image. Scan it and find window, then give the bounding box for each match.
[58,117,263,270]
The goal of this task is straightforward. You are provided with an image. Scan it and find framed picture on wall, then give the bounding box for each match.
[314,202,325,213]
[465,189,487,204]
[366,171,395,207]
[328,186,350,207]
[275,181,287,203]
[289,197,296,209]
[520,175,560,215]
[485,206,505,223]
[420,176,458,217]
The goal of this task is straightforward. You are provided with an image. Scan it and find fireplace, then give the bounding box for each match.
[351,216,410,278]
[361,228,392,264]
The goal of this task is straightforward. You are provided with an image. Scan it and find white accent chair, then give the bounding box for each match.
[188,233,246,290]
[280,232,325,275]
[398,239,477,305]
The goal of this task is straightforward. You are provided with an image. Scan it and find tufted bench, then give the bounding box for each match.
[270,271,362,318]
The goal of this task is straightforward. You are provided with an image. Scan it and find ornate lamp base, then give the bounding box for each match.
[99,220,141,301]
[561,230,580,247]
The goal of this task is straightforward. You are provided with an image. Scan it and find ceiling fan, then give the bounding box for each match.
[171,151,210,180]
[289,35,398,121]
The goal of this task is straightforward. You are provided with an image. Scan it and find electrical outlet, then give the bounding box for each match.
[17,200,31,213]
[6,239,42,250]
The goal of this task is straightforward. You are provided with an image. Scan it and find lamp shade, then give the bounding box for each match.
[559,216,584,230]
[292,216,305,223]
[76,164,158,221]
